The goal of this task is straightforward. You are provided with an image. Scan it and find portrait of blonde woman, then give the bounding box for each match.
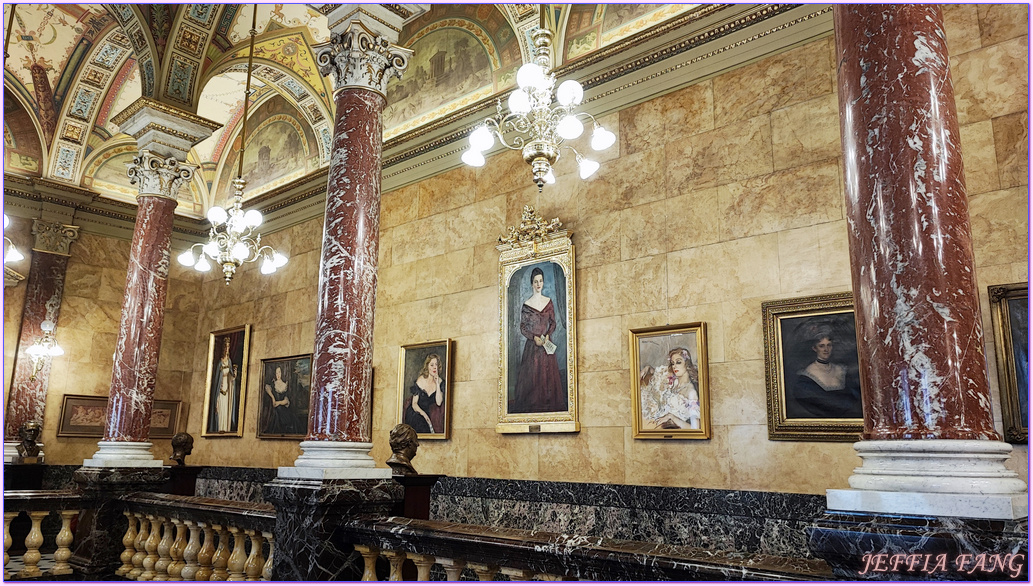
[397,341,452,438]
[631,323,710,439]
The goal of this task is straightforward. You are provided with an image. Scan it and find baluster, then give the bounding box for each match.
[243,530,264,581]
[155,517,174,580]
[195,523,215,582]
[52,510,76,575]
[383,550,406,581]
[181,521,201,581]
[469,562,499,581]
[19,510,49,578]
[168,518,187,581]
[501,567,534,580]
[117,511,138,576]
[210,524,230,581]
[130,514,150,579]
[4,511,17,579]
[226,526,247,581]
[409,554,435,581]
[535,573,564,581]
[260,531,273,581]
[353,545,380,581]
[141,514,161,581]
[438,558,466,582]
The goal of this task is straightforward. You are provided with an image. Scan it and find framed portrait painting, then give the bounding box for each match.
[396,340,452,440]
[496,206,579,434]
[58,395,182,438]
[989,283,1028,444]
[257,354,312,439]
[630,323,711,439]
[201,325,251,437]
[762,293,864,441]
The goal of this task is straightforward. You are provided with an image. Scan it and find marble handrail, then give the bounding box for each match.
[3,490,82,579]
[119,493,275,581]
[339,516,835,581]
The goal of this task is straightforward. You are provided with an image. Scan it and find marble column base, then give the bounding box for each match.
[4,441,44,463]
[829,440,1027,519]
[83,441,163,468]
[808,511,1028,580]
[279,441,391,480]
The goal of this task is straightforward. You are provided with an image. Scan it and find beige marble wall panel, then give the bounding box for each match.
[667,302,725,363]
[578,255,667,320]
[709,359,767,427]
[577,316,623,373]
[623,426,731,488]
[63,261,101,298]
[419,166,477,218]
[373,296,444,347]
[381,184,418,229]
[58,296,122,334]
[777,225,827,295]
[770,94,841,172]
[817,221,852,288]
[449,380,495,431]
[719,160,842,241]
[571,210,621,269]
[444,195,507,253]
[726,424,860,494]
[287,215,325,255]
[576,148,666,217]
[664,187,722,252]
[942,4,982,55]
[959,121,1002,196]
[969,187,1029,266]
[440,287,497,339]
[952,36,1029,125]
[665,115,773,194]
[538,427,626,485]
[579,371,631,428]
[451,331,497,383]
[391,215,450,265]
[977,4,1029,46]
[713,39,833,127]
[466,428,539,479]
[721,296,777,363]
[470,243,500,290]
[620,202,668,261]
[992,111,1028,189]
[667,234,781,307]
[620,99,666,156]
[71,232,130,268]
[659,80,715,145]
[474,148,533,199]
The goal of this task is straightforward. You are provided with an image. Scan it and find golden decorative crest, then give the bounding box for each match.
[497,205,563,247]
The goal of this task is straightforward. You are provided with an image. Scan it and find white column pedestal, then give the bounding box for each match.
[277,441,391,480]
[827,440,1028,519]
[83,441,164,468]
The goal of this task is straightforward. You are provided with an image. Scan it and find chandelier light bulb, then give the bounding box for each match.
[516,63,545,91]
[507,90,532,115]
[207,206,228,226]
[203,241,220,258]
[578,158,600,179]
[556,80,584,107]
[544,169,556,184]
[462,149,486,167]
[231,242,250,261]
[4,245,24,264]
[228,216,246,234]
[556,115,584,140]
[469,126,495,151]
[591,126,616,151]
[194,256,212,272]
[260,259,276,274]
[272,252,289,268]
[3,214,8,230]
[177,250,196,266]
[243,209,263,228]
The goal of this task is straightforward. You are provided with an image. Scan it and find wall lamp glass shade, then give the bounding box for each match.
[556,80,584,107]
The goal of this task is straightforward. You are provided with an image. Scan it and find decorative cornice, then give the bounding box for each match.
[315,21,413,95]
[4,266,25,288]
[382,4,412,19]
[126,150,196,200]
[318,5,335,16]
[330,8,402,35]
[31,220,80,256]
[111,97,221,132]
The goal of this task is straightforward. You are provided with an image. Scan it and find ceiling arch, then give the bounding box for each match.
[4,86,46,177]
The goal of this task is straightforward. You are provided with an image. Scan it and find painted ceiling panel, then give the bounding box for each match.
[562,4,700,62]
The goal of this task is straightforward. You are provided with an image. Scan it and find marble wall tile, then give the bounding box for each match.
[666,302,725,362]
[450,380,494,431]
[667,234,781,307]
[419,166,477,218]
[770,94,841,172]
[538,426,626,485]
[713,40,833,127]
[440,286,496,338]
[664,187,722,252]
[992,111,1028,189]
[777,225,827,294]
[709,359,767,427]
[660,80,715,145]
[287,216,325,255]
[576,148,666,216]
[570,210,621,269]
[665,115,773,194]
[444,195,507,253]
[578,371,631,428]
[719,160,842,240]
[620,98,666,156]
[379,184,417,229]
[578,255,668,320]
[577,316,623,373]
[816,221,852,289]
[620,201,668,261]
[969,187,1030,266]
[474,148,531,198]
[622,426,732,489]
[725,424,859,493]
[977,4,1029,46]
[391,215,449,265]
[959,120,1002,195]
[619,310,671,371]
[942,4,982,55]
[466,428,539,479]
[451,331,498,383]
[952,36,1029,125]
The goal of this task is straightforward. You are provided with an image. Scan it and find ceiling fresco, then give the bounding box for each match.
[562,4,701,61]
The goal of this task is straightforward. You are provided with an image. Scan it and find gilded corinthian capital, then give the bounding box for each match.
[126,150,196,200]
[315,21,413,96]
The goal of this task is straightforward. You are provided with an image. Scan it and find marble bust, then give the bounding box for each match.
[170,432,194,466]
[16,421,41,459]
[386,423,420,476]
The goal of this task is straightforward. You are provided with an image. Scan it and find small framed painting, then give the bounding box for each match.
[58,395,182,438]
[397,340,452,440]
[202,325,251,437]
[629,323,711,439]
[257,354,312,439]
[762,293,864,441]
[148,400,183,439]
[989,283,1028,444]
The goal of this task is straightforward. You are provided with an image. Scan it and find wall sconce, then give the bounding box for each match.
[26,320,63,381]
[3,214,24,264]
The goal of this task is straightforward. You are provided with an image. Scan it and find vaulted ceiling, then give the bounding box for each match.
[3,4,834,240]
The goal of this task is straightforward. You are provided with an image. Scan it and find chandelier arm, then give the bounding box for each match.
[236,4,258,181]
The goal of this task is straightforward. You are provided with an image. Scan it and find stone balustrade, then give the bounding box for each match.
[118,492,275,582]
[3,490,81,579]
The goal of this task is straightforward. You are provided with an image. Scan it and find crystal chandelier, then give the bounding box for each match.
[461,12,615,191]
[26,320,63,382]
[3,214,24,264]
[176,5,287,284]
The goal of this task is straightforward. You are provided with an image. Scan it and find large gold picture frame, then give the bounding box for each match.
[496,206,579,434]
[397,339,453,440]
[201,324,251,438]
[630,323,711,439]
[762,293,864,441]
[989,282,1028,444]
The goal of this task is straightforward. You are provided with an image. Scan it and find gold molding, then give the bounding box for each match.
[110,97,221,131]
[382,5,413,19]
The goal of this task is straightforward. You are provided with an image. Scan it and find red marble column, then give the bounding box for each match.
[307,88,386,443]
[4,247,71,440]
[103,194,178,442]
[835,5,998,441]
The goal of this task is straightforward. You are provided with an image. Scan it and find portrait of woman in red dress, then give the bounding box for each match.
[509,265,567,413]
